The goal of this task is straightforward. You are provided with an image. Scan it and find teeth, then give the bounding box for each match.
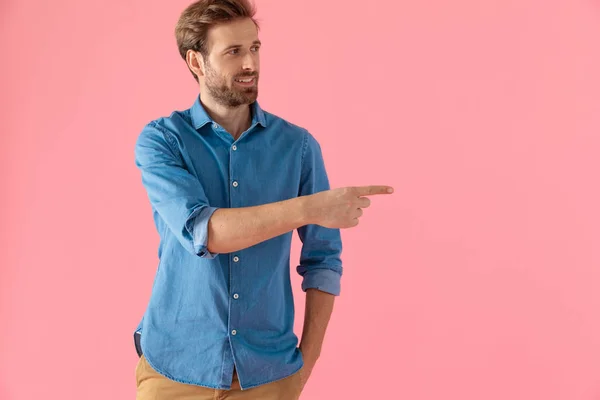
[236,78,253,82]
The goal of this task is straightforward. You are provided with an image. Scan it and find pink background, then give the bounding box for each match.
[2,0,600,399]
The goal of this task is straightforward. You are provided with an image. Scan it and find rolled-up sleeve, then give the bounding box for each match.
[134,122,219,258]
[296,130,343,296]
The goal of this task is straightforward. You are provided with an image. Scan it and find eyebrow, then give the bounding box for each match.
[222,40,262,52]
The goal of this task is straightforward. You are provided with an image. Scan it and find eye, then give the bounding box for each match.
[228,48,240,55]
[251,46,260,52]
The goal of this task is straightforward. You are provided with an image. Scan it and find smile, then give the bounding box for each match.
[234,77,256,86]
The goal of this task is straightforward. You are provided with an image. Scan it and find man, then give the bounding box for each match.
[133,0,394,398]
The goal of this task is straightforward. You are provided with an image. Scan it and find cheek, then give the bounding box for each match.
[222,69,237,82]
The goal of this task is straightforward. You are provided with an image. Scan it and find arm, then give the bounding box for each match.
[206,198,309,254]
[295,131,343,379]
[299,288,335,365]
[135,122,313,258]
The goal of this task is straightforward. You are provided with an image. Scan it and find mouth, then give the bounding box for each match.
[234,76,257,87]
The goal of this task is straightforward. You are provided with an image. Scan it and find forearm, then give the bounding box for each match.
[299,288,335,362]
[206,196,311,254]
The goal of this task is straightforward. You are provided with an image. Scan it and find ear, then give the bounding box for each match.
[186,50,205,77]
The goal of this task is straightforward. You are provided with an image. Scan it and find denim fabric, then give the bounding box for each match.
[133,95,343,390]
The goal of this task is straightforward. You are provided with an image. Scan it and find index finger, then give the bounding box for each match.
[354,186,394,196]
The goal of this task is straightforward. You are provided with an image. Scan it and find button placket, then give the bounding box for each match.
[229,151,240,341]
[229,143,240,337]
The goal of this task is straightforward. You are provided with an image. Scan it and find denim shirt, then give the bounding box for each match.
[133,95,343,390]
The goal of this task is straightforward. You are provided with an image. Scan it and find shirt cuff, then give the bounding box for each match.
[301,268,342,296]
[191,206,220,258]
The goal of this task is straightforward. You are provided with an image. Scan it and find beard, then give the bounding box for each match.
[204,61,259,108]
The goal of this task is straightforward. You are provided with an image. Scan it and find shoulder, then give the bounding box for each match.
[135,107,195,149]
[261,109,320,147]
[134,113,191,163]
[261,111,326,171]
[146,108,193,136]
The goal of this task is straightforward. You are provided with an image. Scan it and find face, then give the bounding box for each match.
[199,18,260,108]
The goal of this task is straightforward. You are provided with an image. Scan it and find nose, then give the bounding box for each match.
[242,52,257,71]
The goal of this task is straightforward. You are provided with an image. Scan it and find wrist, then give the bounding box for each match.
[297,194,318,226]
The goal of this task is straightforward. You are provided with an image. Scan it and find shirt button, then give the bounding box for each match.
[233,293,239,299]
[232,181,238,187]
[233,256,239,262]
[232,145,237,151]
[231,330,237,335]
[213,123,218,129]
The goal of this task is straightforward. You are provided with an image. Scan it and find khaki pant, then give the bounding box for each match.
[136,355,304,400]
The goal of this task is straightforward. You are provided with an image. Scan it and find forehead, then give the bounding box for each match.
[206,18,259,51]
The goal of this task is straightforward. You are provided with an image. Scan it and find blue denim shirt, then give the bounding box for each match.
[133,95,343,390]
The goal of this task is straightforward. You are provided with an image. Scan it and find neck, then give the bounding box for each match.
[199,92,252,140]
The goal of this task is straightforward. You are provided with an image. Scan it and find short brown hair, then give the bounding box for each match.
[175,0,259,81]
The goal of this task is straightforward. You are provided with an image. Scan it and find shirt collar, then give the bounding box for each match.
[190,95,267,130]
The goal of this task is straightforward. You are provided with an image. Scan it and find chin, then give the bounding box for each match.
[243,91,258,102]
